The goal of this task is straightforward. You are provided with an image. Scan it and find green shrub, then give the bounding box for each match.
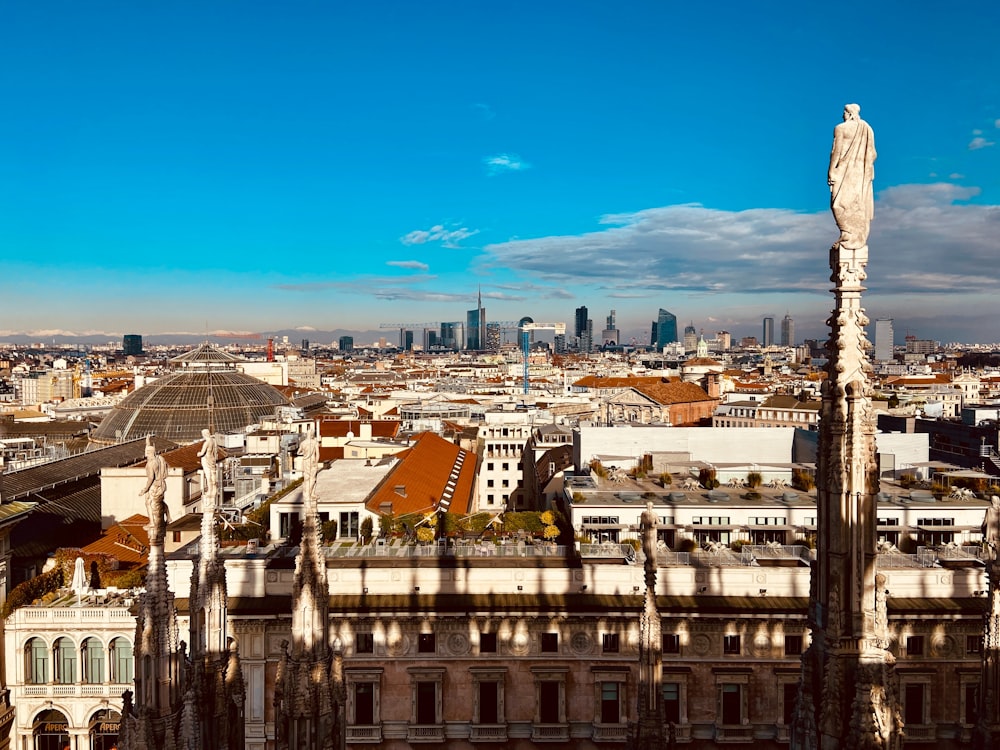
[659,473,672,487]
[792,469,815,491]
[677,537,697,553]
[360,516,374,544]
[698,468,719,489]
[3,567,63,619]
[746,471,763,489]
[321,520,339,544]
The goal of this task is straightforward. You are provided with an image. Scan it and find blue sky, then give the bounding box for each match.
[2,1,999,345]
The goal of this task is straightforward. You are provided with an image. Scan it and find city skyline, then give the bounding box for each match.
[3,3,999,344]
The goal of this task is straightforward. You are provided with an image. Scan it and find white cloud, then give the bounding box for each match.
[484,153,530,175]
[995,118,1000,128]
[473,103,496,121]
[949,173,964,179]
[387,260,430,271]
[400,224,479,248]
[969,136,995,150]
[480,183,1000,299]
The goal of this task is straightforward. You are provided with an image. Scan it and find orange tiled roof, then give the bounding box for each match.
[365,432,476,517]
[630,380,716,405]
[81,514,150,568]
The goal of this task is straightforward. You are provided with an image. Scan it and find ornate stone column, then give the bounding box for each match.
[792,105,900,750]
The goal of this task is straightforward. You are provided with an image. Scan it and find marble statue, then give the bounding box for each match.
[984,495,1000,560]
[140,436,169,535]
[198,428,219,496]
[829,103,876,249]
[298,424,320,502]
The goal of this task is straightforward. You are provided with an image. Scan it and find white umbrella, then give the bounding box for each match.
[70,556,87,596]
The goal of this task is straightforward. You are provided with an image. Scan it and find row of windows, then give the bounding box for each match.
[357,678,982,730]
[24,637,133,685]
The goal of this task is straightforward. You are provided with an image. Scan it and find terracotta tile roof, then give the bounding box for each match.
[365,432,476,517]
[81,514,150,567]
[140,440,226,473]
[631,380,716,405]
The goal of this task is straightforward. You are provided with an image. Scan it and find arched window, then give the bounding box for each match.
[82,638,105,684]
[89,708,121,750]
[111,638,134,684]
[53,637,76,684]
[31,708,68,750]
[25,638,48,684]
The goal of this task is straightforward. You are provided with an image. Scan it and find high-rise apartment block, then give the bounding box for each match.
[762,316,775,347]
[652,309,677,349]
[716,330,731,351]
[338,336,353,352]
[874,318,894,361]
[780,313,794,347]
[574,306,588,339]
[122,334,143,356]
[601,309,620,346]
[683,323,697,353]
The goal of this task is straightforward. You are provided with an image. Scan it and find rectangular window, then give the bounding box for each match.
[906,635,924,657]
[487,462,494,470]
[480,633,497,653]
[662,634,680,654]
[600,682,620,724]
[663,683,680,724]
[723,635,741,655]
[479,681,499,724]
[487,479,494,487]
[416,681,437,724]
[965,683,979,725]
[721,684,742,725]
[904,683,924,725]
[339,511,360,539]
[602,633,620,653]
[784,635,803,656]
[356,633,374,654]
[539,681,560,723]
[967,635,981,654]
[355,682,375,725]
[782,682,798,726]
[502,462,509,471]
[418,634,436,653]
[540,633,559,653]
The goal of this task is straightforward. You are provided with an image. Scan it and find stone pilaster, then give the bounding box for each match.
[974,559,1000,748]
[792,240,900,750]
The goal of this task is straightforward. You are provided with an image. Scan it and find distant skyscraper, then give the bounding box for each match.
[301,338,309,351]
[485,322,501,350]
[601,309,620,346]
[575,306,588,339]
[683,323,697,353]
[403,330,414,351]
[123,334,143,356]
[655,309,678,348]
[581,320,593,353]
[874,319,894,361]
[762,316,775,347]
[338,336,353,352]
[466,288,486,350]
[440,322,461,350]
[780,314,794,346]
[554,334,566,354]
[716,331,731,351]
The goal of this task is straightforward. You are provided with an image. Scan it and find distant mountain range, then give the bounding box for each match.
[0,329,392,348]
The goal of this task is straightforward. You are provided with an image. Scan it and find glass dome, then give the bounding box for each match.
[91,344,289,444]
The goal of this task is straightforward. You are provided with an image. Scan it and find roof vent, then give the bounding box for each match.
[394,485,406,497]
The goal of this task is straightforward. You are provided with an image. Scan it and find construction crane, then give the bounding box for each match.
[518,319,566,394]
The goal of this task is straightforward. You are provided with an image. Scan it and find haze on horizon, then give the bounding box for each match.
[2,2,999,346]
